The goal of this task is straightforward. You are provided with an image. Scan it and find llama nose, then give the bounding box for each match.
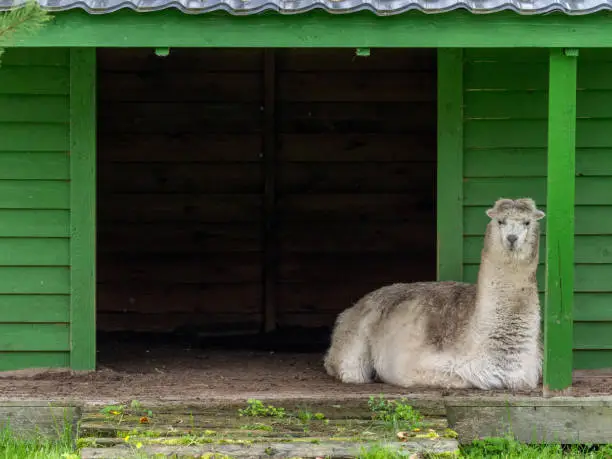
[507,235,518,244]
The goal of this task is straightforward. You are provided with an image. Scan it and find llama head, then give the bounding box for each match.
[484,198,545,261]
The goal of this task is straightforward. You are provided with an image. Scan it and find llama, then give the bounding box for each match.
[323,198,545,391]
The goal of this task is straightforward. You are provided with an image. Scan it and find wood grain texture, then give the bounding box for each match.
[274,48,437,327]
[98,163,262,194]
[98,134,261,162]
[0,238,69,266]
[0,210,69,237]
[446,399,612,444]
[437,48,463,282]
[79,440,458,459]
[98,284,262,314]
[96,48,265,333]
[278,73,435,102]
[96,313,262,333]
[99,73,263,102]
[262,49,278,332]
[97,48,263,72]
[0,48,69,66]
[70,48,97,371]
[18,10,612,48]
[276,48,436,72]
[0,324,70,351]
[0,153,69,180]
[574,350,612,369]
[0,96,69,123]
[0,404,77,438]
[544,49,577,392]
[96,47,437,333]
[0,353,70,372]
[279,222,434,253]
[0,295,70,322]
[0,48,72,371]
[97,223,261,254]
[97,254,261,284]
[0,124,68,151]
[0,67,69,95]
[278,133,435,162]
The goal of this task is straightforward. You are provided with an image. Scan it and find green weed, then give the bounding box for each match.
[296,409,327,422]
[240,423,274,431]
[367,395,424,429]
[238,399,286,418]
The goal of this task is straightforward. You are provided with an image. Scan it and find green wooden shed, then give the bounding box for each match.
[1,0,612,394]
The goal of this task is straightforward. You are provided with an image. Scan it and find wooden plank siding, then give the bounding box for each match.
[0,48,71,370]
[96,48,438,333]
[96,48,265,333]
[462,48,612,370]
[275,48,437,328]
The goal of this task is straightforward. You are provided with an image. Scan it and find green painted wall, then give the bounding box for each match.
[462,48,612,370]
[0,48,71,370]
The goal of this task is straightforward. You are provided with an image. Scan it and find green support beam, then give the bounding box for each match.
[69,48,97,371]
[543,48,578,395]
[437,49,464,282]
[10,10,612,48]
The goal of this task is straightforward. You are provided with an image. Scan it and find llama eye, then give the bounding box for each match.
[524,221,530,226]
[498,219,505,225]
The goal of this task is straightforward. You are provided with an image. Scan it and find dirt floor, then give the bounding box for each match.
[0,332,610,402]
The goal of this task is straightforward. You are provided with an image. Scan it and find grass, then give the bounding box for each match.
[0,416,77,459]
[357,437,612,459]
[461,436,612,458]
[0,431,77,459]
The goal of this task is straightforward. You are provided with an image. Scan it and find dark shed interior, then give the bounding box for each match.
[95,47,437,349]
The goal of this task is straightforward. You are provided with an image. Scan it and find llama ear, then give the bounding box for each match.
[516,198,536,210]
[533,209,546,220]
[487,198,512,218]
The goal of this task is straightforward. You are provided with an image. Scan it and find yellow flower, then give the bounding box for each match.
[136,442,143,449]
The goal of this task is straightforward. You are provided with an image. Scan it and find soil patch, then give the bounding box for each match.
[0,335,609,402]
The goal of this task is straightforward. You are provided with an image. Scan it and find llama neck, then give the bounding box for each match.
[473,248,540,324]
[474,224,540,306]
[476,257,538,298]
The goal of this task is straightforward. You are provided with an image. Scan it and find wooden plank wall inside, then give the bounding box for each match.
[95,48,437,334]
[275,48,437,328]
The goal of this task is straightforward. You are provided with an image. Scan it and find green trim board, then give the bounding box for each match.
[9,10,612,48]
[437,48,463,282]
[69,48,97,371]
[543,48,578,392]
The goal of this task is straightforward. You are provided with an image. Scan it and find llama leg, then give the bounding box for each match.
[387,368,471,389]
[324,310,374,384]
[335,337,373,384]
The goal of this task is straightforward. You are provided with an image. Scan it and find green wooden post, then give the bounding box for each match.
[69,48,97,371]
[544,48,578,395]
[437,48,464,282]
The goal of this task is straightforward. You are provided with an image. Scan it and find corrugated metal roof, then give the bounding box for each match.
[0,0,610,15]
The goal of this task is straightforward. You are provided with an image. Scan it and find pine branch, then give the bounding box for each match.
[0,1,52,64]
